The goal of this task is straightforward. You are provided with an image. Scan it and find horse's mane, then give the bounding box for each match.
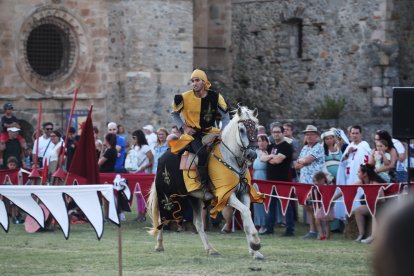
[222,106,258,140]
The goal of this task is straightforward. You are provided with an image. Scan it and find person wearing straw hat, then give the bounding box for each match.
[171,69,230,201]
[294,124,325,239]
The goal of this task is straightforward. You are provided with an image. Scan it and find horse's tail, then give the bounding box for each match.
[147,180,160,236]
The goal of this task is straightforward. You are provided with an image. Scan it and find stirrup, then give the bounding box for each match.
[203,189,214,201]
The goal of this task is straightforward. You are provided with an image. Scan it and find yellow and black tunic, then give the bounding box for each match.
[172,89,228,131]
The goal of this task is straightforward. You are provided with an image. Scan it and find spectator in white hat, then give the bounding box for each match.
[143,124,157,152]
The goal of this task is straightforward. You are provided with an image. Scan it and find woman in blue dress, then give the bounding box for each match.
[253,134,269,233]
[152,128,169,174]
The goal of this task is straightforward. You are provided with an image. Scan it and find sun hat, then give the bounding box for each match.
[302,125,319,134]
[7,127,20,132]
[143,125,154,132]
[321,130,335,140]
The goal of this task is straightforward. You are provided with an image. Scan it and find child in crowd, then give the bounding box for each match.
[370,139,392,183]
[313,171,335,240]
[5,156,25,224]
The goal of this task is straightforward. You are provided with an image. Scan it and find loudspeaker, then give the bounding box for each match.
[392,87,414,139]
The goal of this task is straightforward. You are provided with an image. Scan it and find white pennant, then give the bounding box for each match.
[65,189,104,239]
[0,200,9,232]
[0,185,119,239]
[34,192,70,239]
[1,189,45,227]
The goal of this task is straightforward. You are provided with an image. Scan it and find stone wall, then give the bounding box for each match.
[230,0,412,136]
[193,0,233,96]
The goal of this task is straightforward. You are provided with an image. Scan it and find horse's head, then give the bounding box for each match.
[222,106,259,162]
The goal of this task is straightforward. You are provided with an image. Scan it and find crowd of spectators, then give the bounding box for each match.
[1,101,413,241]
[252,121,414,245]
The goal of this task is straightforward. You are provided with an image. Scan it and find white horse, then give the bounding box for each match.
[147,106,264,260]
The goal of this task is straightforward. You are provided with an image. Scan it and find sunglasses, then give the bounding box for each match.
[45,128,53,131]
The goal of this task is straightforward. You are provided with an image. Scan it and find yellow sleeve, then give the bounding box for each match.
[218,94,228,112]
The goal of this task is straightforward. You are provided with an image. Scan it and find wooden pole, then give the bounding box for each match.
[29,103,42,179]
[53,87,79,181]
[118,224,122,276]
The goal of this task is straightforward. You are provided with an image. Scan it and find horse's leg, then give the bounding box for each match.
[155,228,164,252]
[228,193,264,260]
[147,181,164,252]
[190,197,219,255]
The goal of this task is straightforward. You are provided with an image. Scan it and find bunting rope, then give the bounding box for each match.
[254,180,412,218]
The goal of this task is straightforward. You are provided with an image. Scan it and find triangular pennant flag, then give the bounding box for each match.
[253,180,274,212]
[68,106,100,185]
[274,183,294,215]
[134,182,147,214]
[0,200,9,232]
[292,183,313,205]
[99,185,120,225]
[383,183,400,196]
[361,184,384,216]
[338,185,360,216]
[1,191,45,227]
[2,175,12,185]
[65,189,104,239]
[35,192,70,239]
[315,185,337,215]
[0,169,19,184]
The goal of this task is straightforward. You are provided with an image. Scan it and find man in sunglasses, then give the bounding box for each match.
[32,122,54,168]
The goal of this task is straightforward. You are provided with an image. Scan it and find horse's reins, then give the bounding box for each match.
[211,119,257,184]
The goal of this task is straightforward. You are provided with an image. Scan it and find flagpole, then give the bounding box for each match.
[118,223,122,276]
[53,87,79,182]
[29,103,42,180]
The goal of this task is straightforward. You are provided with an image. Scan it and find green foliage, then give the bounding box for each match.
[317,96,346,119]
[0,208,370,275]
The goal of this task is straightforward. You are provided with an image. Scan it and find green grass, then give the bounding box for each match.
[0,211,371,275]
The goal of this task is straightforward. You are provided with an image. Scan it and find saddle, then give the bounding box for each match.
[179,133,220,171]
[179,151,198,170]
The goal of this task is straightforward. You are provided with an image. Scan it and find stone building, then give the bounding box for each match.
[0,0,193,142]
[1,0,413,144]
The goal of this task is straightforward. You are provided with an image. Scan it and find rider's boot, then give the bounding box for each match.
[198,166,214,201]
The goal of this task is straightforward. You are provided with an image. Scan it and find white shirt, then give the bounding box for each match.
[32,136,51,157]
[393,138,406,172]
[134,144,151,173]
[145,133,157,152]
[44,141,64,165]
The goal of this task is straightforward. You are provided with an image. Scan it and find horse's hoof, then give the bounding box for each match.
[253,252,265,260]
[208,249,220,256]
[154,246,164,252]
[250,242,261,251]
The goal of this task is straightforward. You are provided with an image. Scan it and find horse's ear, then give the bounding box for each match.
[237,106,242,117]
[252,108,258,118]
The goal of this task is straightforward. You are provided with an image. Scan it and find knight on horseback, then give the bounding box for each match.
[171,69,230,201]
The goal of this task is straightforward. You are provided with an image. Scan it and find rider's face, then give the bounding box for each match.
[191,77,204,92]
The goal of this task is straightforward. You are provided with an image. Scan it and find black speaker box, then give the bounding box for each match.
[392,87,414,139]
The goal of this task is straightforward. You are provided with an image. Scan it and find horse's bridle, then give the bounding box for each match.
[214,118,258,184]
[238,119,258,151]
